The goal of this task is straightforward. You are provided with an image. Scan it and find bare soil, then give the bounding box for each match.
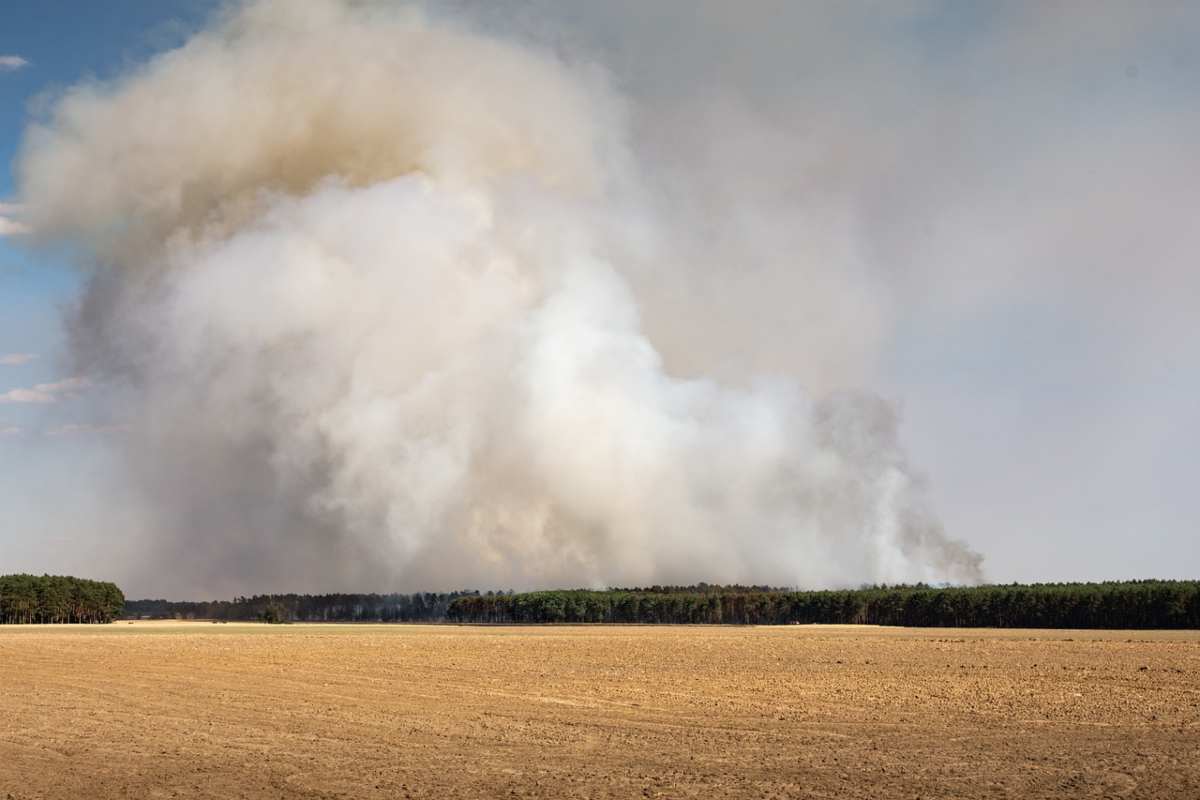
[0,622,1197,799]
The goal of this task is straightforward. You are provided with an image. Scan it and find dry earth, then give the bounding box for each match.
[0,623,1197,799]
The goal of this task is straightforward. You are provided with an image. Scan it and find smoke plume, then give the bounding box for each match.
[17,0,981,594]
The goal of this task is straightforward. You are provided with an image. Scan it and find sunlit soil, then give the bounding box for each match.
[1,622,1197,798]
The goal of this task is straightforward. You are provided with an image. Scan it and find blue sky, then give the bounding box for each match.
[1,2,218,583]
[2,1,1198,596]
[1,1,214,384]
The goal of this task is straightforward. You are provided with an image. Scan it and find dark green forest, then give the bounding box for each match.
[124,581,1200,629]
[124,591,479,623]
[0,574,125,624]
[447,581,1200,628]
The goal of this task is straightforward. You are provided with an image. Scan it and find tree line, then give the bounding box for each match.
[123,591,483,623]
[446,581,1200,629]
[121,580,1200,629]
[15,575,1194,628]
[0,574,125,624]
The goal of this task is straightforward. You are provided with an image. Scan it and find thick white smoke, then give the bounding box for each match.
[18,0,981,593]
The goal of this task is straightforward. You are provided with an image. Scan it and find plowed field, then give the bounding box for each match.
[1,623,1197,798]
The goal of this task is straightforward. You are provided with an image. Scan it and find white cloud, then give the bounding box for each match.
[0,388,54,404]
[0,217,30,236]
[0,425,23,437]
[0,55,29,72]
[0,377,91,404]
[35,377,90,393]
[46,423,130,436]
[0,353,38,366]
[0,202,29,236]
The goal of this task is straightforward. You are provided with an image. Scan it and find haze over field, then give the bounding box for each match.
[2,1,1198,596]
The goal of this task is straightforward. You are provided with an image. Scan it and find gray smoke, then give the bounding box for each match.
[17,0,982,595]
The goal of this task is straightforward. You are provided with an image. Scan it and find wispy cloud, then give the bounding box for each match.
[0,425,23,437]
[0,377,91,404]
[46,422,130,436]
[0,388,56,404]
[0,55,29,72]
[0,201,29,236]
[0,217,30,236]
[0,353,38,366]
[38,377,90,393]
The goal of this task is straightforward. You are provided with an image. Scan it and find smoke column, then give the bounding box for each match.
[17,0,982,594]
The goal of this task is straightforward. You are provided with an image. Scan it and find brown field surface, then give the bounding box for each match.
[0,623,1197,799]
